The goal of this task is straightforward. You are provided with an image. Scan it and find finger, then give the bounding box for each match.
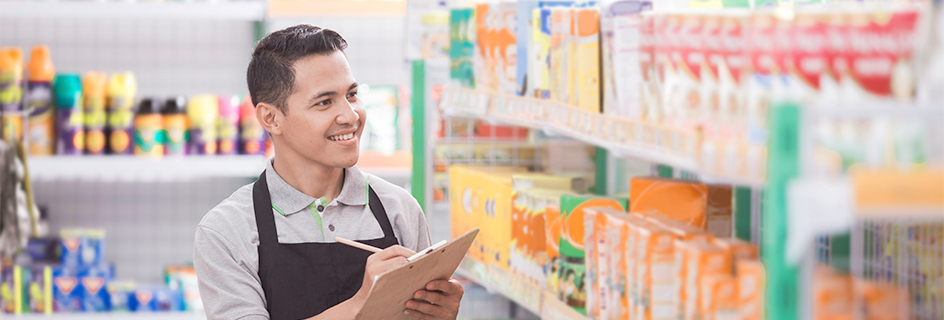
[373,245,416,260]
[425,279,464,296]
[373,256,407,273]
[405,299,450,319]
[403,307,436,320]
[413,289,449,306]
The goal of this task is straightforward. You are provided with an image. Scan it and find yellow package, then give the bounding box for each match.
[511,188,566,289]
[531,8,552,99]
[512,173,587,193]
[683,242,731,320]
[448,165,525,264]
[855,278,910,320]
[635,221,676,320]
[630,177,708,228]
[574,7,601,113]
[736,260,765,320]
[705,184,733,238]
[549,7,575,104]
[812,265,852,320]
[699,274,738,320]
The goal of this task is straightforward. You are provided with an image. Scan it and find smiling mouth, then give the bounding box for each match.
[328,133,355,141]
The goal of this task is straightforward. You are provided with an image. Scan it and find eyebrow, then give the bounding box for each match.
[308,83,359,103]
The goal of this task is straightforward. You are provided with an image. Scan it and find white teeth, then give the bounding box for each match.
[329,133,354,141]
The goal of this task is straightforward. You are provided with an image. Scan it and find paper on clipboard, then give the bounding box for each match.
[354,228,480,320]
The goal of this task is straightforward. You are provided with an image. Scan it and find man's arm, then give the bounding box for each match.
[193,225,269,320]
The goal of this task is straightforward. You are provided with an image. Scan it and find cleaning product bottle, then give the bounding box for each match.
[162,96,188,156]
[0,47,24,143]
[217,95,240,155]
[186,94,218,155]
[238,96,264,155]
[25,45,55,155]
[54,74,84,155]
[82,72,108,155]
[106,72,137,155]
[134,98,164,158]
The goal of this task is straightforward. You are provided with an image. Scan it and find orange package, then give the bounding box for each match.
[584,207,606,319]
[644,212,714,243]
[546,203,564,293]
[682,242,731,320]
[448,165,525,264]
[699,274,738,320]
[705,184,733,237]
[589,207,633,320]
[635,222,676,320]
[711,237,758,268]
[812,265,853,320]
[855,279,910,320]
[630,177,708,228]
[736,260,765,320]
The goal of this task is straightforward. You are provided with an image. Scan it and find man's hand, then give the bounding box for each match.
[403,279,464,320]
[353,245,415,304]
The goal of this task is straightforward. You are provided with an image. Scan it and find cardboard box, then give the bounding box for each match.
[449,165,525,264]
[711,237,758,265]
[574,7,601,113]
[559,195,628,314]
[511,188,567,289]
[699,274,738,320]
[1,266,25,314]
[705,184,732,238]
[682,241,731,320]
[549,7,575,104]
[855,278,910,320]
[449,8,476,88]
[52,266,81,312]
[812,265,852,320]
[643,212,713,243]
[634,221,676,320]
[532,7,553,99]
[583,206,606,319]
[27,265,52,314]
[60,229,105,267]
[736,259,765,320]
[629,177,708,228]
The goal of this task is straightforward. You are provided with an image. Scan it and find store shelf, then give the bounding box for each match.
[0,1,267,20]
[27,155,268,181]
[11,313,205,320]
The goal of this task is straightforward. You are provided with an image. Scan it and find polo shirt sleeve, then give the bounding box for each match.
[400,195,433,252]
[194,224,269,320]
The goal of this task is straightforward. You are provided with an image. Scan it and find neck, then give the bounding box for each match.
[272,151,345,203]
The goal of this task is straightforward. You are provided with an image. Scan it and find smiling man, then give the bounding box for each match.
[193,25,463,320]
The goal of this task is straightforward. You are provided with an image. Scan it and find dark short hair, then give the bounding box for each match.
[247,25,348,113]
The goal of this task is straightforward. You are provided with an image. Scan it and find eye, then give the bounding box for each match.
[314,99,330,107]
[347,91,358,99]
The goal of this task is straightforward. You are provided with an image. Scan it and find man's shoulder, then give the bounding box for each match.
[197,182,257,236]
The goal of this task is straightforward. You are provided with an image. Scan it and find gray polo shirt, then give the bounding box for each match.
[193,158,431,320]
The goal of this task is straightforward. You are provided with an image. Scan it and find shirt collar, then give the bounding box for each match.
[266,157,368,216]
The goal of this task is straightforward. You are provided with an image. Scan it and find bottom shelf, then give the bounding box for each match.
[8,313,205,319]
[454,255,588,320]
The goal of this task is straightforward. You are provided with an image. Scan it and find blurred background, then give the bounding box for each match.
[0,0,942,319]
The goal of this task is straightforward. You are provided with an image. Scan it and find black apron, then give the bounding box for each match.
[253,171,400,320]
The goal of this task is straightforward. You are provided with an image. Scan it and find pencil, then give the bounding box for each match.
[335,237,383,253]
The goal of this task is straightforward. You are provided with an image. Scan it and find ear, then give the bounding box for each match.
[256,102,283,136]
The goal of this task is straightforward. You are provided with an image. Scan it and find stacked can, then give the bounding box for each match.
[106,73,136,155]
[82,72,107,155]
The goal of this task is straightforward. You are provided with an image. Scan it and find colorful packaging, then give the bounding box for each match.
[586,206,633,320]
[450,8,477,89]
[839,9,920,103]
[511,189,564,290]
[25,45,56,156]
[546,203,564,293]
[531,8,553,99]
[736,259,764,320]
[602,0,651,119]
[449,165,526,264]
[574,7,601,113]
[643,211,713,243]
[54,74,84,155]
[106,72,136,155]
[0,47,24,143]
[559,195,628,314]
[27,265,53,314]
[630,177,708,228]
[166,265,201,312]
[238,96,265,155]
[717,12,749,140]
[217,95,240,155]
[706,184,733,237]
[162,96,188,156]
[106,281,135,312]
[699,274,738,320]
[682,241,731,320]
[634,221,675,320]
[474,3,494,91]
[79,265,112,312]
[133,98,164,157]
[711,237,758,264]
[495,2,517,95]
[1,266,25,314]
[549,7,575,104]
[60,229,105,267]
[745,12,779,145]
[668,14,705,129]
[52,266,81,312]
[82,72,108,155]
[855,278,910,320]
[811,265,852,320]
[583,206,607,319]
[187,94,219,155]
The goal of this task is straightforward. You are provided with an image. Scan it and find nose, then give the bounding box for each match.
[336,99,360,125]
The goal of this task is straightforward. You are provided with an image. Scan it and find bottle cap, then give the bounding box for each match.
[218,95,241,119]
[53,74,82,109]
[187,94,219,125]
[239,96,258,124]
[82,72,108,99]
[27,45,54,82]
[0,47,23,75]
[107,72,137,99]
[162,96,187,115]
[138,98,161,115]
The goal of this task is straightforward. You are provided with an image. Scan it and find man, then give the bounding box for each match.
[193,25,464,320]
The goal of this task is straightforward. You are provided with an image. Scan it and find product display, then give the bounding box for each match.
[25,46,55,156]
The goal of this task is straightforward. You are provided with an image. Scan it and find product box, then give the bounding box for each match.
[1,266,25,314]
[549,7,575,104]
[574,7,601,113]
[669,13,705,129]
[532,8,553,99]
[559,195,628,314]
[475,3,493,91]
[60,229,105,267]
[52,266,81,312]
[711,237,758,264]
[511,188,566,289]
[602,0,651,119]
[717,11,750,140]
[682,241,731,320]
[450,8,477,89]
[736,259,764,320]
[106,281,135,312]
[449,165,525,264]
[589,206,634,320]
[27,265,52,314]
[634,221,676,320]
[699,274,738,320]
[643,211,713,243]
[79,264,112,312]
[836,9,920,103]
[705,184,733,238]
[855,278,910,320]
[745,11,779,145]
[494,2,518,95]
[811,265,852,320]
[546,203,564,293]
[583,206,605,319]
[630,177,708,228]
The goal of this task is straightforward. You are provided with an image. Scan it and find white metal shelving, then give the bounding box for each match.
[0,1,267,20]
[27,155,269,181]
[11,312,206,320]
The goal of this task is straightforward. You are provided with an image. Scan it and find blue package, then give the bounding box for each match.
[52,266,81,312]
[60,229,105,267]
[78,264,112,312]
[106,281,135,312]
[129,288,156,312]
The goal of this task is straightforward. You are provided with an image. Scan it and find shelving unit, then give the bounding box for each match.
[12,313,206,320]
[27,155,268,181]
[0,1,267,20]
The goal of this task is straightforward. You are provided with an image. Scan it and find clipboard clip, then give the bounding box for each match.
[405,240,448,263]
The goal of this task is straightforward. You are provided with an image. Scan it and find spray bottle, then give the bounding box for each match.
[162,96,188,156]
[0,47,24,143]
[106,72,136,155]
[54,74,83,155]
[238,96,265,155]
[217,95,240,155]
[82,72,107,155]
[134,98,164,158]
[187,94,218,155]
[25,46,56,155]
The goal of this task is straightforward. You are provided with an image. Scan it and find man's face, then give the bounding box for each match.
[277,51,365,169]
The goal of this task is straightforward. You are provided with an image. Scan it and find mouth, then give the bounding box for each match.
[327,132,355,142]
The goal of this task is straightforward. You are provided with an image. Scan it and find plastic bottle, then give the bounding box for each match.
[54,74,84,155]
[217,95,240,155]
[106,72,137,155]
[25,45,55,155]
[186,94,218,155]
[237,96,265,155]
[82,72,108,155]
[1,47,24,143]
[134,98,164,158]
[163,96,188,156]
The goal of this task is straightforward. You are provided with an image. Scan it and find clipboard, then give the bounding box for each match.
[354,228,480,320]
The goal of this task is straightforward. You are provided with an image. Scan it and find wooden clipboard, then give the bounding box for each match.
[354,228,480,320]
